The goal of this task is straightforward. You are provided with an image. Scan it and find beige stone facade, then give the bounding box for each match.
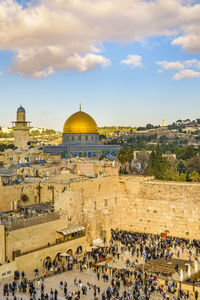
[1,175,200,239]
[0,174,200,277]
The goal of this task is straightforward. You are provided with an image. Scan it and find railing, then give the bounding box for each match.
[3,212,60,231]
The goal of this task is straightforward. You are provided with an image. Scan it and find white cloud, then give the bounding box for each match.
[156,58,200,79]
[121,54,142,68]
[184,59,200,68]
[11,49,111,78]
[173,69,200,80]
[156,61,184,70]
[1,0,200,77]
[0,72,3,76]
[157,69,164,74]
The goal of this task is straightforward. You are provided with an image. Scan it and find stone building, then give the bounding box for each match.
[12,106,31,151]
[0,163,200,279]
[43,107,120,158]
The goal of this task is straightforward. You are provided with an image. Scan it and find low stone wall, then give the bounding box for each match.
[0,261,16,280]
[15,236,86,272]
[0,236,86,278]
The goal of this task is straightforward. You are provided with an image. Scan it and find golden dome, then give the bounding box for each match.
[63,110,98,134]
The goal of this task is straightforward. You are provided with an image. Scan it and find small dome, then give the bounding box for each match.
[17,106,25,113]
[63,110,98,134]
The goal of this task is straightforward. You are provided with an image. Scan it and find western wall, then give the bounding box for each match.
[0,174,200,278]
[1,175,200,240]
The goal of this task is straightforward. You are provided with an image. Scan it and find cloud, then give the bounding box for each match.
[156,61,184,70]
[156,58,200,79]
[184,59,200,68]
[173,69,200,80]
[0,72,3,76]
[1,0,200,77]
[121,54,142,68]
[11,49,111,78]
[157,69,164,74]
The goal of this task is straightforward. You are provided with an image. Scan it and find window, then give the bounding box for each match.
[85,135,88,140]
[94,201,97,210]
[115,197,117,205]
[78,135,81,141]
[72,136,74,141]
[104,199,108,207]
[11,201,14,210]
[98,184,101,192]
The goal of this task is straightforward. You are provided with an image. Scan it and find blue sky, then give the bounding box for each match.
[0,0,200,130]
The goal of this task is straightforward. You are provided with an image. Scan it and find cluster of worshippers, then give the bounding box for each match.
[111,229,200,261]
[2,229,200,299]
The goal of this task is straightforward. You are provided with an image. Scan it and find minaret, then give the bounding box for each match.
[12,106,31,150]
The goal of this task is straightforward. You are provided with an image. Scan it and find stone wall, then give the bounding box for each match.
[1,174,200,243]
[0,174,200,274]
[0,236,86,279]
[120,178,200,238]
[5,216,69,261]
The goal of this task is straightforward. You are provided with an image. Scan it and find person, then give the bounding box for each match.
[195,290,198,300]
[80,263,83,272]
[54,289,58,300]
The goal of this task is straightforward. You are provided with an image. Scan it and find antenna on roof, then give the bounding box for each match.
[79,104,81,111]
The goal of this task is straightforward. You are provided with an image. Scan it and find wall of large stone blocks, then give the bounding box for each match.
[54,176,123,243]
[53,175,200,240]
[0,181,69,211]
[1,174,200,243]
[119,177,200,239]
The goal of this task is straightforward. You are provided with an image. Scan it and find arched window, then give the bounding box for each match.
[76,246,82,254]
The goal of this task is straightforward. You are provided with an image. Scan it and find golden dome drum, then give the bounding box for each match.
[63,110,98,134]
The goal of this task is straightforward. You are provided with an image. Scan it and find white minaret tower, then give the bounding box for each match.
[12,106,31,150]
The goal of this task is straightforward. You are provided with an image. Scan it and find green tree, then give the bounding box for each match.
[179,173,187,182]
[187,156,200,173]
[118,149,133,173]
[147,144,169,180]
[177,160,187,174]
[188,171,200,182]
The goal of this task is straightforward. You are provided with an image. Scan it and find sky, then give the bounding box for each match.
[0,0,200,131]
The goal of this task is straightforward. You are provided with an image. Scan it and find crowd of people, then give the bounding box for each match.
[111,230,200,262]
[2,229,200,300]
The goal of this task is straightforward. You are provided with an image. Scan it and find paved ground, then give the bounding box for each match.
[0,269,185,300]
[0,243,197,299]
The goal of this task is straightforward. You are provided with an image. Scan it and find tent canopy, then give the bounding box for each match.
[57,225,85,236]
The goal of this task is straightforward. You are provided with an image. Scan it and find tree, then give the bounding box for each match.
[184,146,196,160]
[118,149,133,174]
[179,173,187,182]
[187,156,200,173]
[177,160,187,174]
[147,144,169,180]
[188,171,200,182]
[146,124,154,130]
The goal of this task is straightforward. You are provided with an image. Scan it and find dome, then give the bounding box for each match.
[63,110,98,134]
[17,106,25,113]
